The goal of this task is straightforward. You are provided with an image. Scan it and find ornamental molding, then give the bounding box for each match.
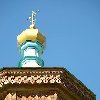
[0,67,95,100]
[5,93,57,100]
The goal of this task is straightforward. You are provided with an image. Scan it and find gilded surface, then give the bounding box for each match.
[17,27,46,45]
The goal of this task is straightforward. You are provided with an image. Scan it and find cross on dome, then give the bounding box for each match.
[17,10,46,67]
[29,10,39,26]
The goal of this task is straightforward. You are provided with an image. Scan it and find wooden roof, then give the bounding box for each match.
[0,67,96,100]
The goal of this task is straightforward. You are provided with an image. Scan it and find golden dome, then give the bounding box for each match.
[17,25,46,45]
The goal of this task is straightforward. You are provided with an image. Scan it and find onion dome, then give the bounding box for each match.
[17,11,46,67]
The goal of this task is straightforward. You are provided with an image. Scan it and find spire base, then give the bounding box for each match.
[18,56,44,68]
[30,24,35,29]
[18,41,44,68]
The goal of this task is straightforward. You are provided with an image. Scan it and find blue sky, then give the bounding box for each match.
[0,0,100,99]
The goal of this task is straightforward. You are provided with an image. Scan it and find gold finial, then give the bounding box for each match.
[28,10,39,28]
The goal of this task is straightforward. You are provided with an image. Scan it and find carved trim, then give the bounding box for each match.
[0,68,96,100]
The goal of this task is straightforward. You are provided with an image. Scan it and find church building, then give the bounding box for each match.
[0,11,96,100]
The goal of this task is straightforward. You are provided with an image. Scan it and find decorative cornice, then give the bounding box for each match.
[4,93,58,100]
[0,67,96,100]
